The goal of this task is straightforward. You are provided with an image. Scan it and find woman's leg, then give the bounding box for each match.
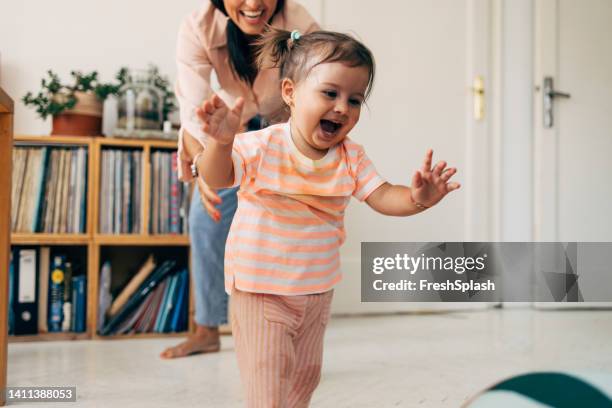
[161,186,238,359]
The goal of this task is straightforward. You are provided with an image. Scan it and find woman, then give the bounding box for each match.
[161,0,319,359]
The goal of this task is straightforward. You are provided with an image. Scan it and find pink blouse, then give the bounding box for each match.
[175,0,319,181]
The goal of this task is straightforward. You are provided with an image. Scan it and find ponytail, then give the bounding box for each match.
[254,27,293,72]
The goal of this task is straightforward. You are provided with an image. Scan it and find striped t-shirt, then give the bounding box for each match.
[225,121,385,295]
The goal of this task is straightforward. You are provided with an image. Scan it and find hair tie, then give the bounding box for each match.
[290,30,301,42]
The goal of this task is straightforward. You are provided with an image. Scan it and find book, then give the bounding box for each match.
[108,254,156,317]
[11,148,27,231]
[37,246,50,333]
[100,260,176,336]
[100,150,108,233]
[61,261,73,332]
[143,279,169,333]
[133,151,142,232]
[42,149,59,233]
[170,152,179,234]
[154,272,176,332]
[114,149,121,233]
[67,148,77,233]
[51,149,66,233]
[71,275,86,333]
[97,261,112,332]
[15,149,32,232]
[78,148,88,232]
[170,269,189,332]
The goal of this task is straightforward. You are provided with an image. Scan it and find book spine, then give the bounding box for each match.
[170,152,180,234]
[48,255,66,333]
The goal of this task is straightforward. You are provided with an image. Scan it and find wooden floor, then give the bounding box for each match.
[6,308,612,407]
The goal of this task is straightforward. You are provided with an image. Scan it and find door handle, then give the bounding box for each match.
[543,76,571,128]
[471,76,485,121]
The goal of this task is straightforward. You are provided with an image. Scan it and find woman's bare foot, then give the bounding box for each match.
[160,325,220,359]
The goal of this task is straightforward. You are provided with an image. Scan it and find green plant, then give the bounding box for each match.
[23,65,177,121]
[23,70,119,119]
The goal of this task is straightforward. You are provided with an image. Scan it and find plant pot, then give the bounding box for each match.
[51,91,103,136]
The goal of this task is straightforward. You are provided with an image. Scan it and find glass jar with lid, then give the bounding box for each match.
[115,69,163,136]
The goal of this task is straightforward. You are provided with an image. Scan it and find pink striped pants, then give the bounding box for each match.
[230,287,334,408]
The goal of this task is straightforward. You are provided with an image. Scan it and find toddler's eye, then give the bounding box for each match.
[349,98,363,106]
[323,90,337,98]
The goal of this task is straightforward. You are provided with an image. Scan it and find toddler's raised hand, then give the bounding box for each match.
[410,149,460,208]
[196,94,244,145]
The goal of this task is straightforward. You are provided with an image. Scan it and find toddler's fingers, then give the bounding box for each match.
[446,182,461,192]
[412,170,423,189]
[212,93,225,109]
[202,99,216,115]
[421,149,433,174]
[440,168,456,181]
[433,161,447,177]
[195,107,209,123]
[232,97,245,116]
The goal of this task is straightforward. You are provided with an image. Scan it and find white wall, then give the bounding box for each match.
[0,0,323,135]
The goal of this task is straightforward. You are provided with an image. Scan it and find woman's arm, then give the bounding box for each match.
[175,13,216,180]
[182,129,204,161]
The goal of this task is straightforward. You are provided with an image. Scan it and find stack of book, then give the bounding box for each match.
[11,146,88,233]
[99,149,142,234]
[150,150,190,234]
[8,247,87,335]
[99,256,189,336]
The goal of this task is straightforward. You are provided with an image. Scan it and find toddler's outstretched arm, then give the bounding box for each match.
[194,94,244,188]
[365,149,460,216]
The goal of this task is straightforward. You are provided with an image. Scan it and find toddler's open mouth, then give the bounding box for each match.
[320,119,342,137]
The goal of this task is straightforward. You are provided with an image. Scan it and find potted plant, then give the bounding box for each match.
[23,70,118,136]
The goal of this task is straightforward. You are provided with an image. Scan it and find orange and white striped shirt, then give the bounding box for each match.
[225,121,385,295]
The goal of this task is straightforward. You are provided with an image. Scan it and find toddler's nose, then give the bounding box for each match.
[334,99,349,115]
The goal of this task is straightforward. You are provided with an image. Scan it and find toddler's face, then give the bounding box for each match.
[284,62,369,157]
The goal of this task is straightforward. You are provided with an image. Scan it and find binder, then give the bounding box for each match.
[48,255,66,332]
[12,248,39,335]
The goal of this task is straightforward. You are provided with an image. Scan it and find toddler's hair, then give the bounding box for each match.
[254,27,375,99]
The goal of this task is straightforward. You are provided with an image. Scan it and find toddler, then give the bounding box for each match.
[193,28,460,407]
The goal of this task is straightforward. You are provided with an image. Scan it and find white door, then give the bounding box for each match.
[317,0,493,314]
[533,0,612,309]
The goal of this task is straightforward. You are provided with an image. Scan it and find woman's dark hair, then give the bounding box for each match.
[210,0,285,86]
[254,28,376,99]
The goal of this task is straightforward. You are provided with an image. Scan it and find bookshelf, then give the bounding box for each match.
[8,134,194,343]
[1,87,14,407]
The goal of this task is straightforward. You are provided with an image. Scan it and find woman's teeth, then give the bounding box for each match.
[240,10,264,18]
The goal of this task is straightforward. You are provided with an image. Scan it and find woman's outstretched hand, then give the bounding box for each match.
[196,177,223,222]
[410,149,461,208]
[196,94,244,145]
